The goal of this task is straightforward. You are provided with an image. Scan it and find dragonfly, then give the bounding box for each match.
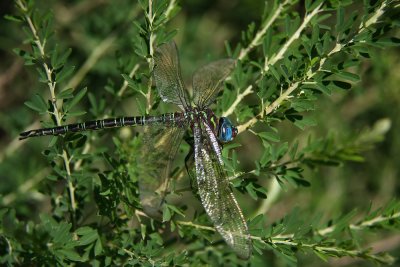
[20,41,252,259]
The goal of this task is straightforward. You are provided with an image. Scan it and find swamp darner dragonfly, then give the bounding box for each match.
[20,41,252,259]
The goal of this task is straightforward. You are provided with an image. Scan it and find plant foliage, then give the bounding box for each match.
[1,0,399,266]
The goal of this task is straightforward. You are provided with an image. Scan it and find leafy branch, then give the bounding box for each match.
[223,0,297,118]
[15,0,78,220]
[177,201,400,265]
[237,0,294,61]
[223,0,394,133]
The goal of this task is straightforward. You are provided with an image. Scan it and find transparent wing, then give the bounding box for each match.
[192,59,236,108]
[153,41,190,109]
[193,121,252,259]
[139,125,186,218]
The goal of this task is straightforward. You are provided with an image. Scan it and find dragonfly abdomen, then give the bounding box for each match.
[19,113,185,140]
[140,112,185,126]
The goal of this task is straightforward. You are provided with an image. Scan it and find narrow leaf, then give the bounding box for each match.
[65,87,87,112]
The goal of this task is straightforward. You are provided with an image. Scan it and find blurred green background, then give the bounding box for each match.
[0,0,399,266]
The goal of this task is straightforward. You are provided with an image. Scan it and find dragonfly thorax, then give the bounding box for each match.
[184,108,237,143]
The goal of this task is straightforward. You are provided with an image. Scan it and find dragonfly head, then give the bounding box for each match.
[217,117,238,143]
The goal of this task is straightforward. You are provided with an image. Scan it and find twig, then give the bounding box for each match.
[55,0,109,25]
[1,167,50,206]
[264,3,323,72]
[144,0,156,113]
[0,120,40,163]
[176,220,216,232]
[0,59,23,92]
[222,85,253,117]
[237,0,293,61]
[64,34,117,91]
[118,63,140,97]
[332,234,400,266]
[237,81,300,133]
[254,178,281,216]
[164,0,177,20]
[318,211,400,236]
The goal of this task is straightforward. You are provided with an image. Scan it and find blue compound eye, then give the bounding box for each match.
[217,117,238,143]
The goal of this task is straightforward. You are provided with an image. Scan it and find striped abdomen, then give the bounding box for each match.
[19,113,185,140]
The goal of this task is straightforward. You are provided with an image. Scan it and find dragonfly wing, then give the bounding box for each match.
[192,59,236,108]
[153,41,190,109]
[139,125,186,218]
[193,121,252,259]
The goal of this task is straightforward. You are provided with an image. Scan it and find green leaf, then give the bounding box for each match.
[257,131,280,143]
[375,37,400,47]
[245,182,268,200]
[305,0,323,12]
[36,67,48,83]
[52,222,73,245]
[57,65,75,83]
[66,110,87,117]
[268,65,281,82]
[315,13,332,23]
[94,239,103,256]
[64,87,87,112]
[222,142,241,158]
[167,204,185,217]
[334,71,360,82]
[52,47,72,70]
[46,174,58,181]
[4,14,22,22]
[157,29,178,44]
[302,36,312,56]
[331,80,352,90]
[336,6,345,33]
[339,59,360,69]
[310,56,320,68]
[338,153,364,162]
[134,37,148,58]
[315,43,323,56]
[24,94,48,113]
[322,32,331,54]
[57,88,74,99]
[77,228,98,246]
[291,177,311,187]
[316,82,332,95]
[291,99,315,111]
[50,44,60,69]
[162,205,171,222]
[121,74,141,93]
[13,48,35,65]
[57,248,82,261]
[294,116,317,130]
[311,24,320,45]
[313,250,329,262]
[135,97,146,115]
[332,209,358,234]
[289,140,299,160]
[280,64,290,81]
[263,29,272,57]
[41,12,54,41]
